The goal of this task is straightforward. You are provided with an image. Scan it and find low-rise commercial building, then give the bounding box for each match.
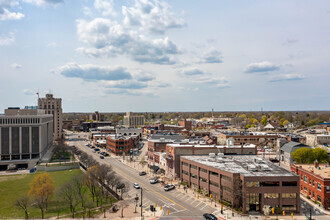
[181,154,300,214]
[291,162,330,210]
[218,132,278,146]
[166,143,257,179]
[0,108,53,170]
[106,134,136,156]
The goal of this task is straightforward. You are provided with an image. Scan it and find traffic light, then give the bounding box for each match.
[283,211,285,216]
[210,194,212,198]
[272,208,274,214]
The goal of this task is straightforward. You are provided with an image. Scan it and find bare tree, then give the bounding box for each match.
[118,200,131,218]
[14,196,30,219]
[57,182,80,218]
[71,174,88,213]
[33,196,46,219]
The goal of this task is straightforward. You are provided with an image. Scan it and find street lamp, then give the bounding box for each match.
[140,187,143,219]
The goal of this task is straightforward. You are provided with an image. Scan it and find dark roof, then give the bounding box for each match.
[280,141,310,153]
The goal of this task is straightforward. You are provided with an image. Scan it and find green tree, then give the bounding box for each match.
[313,148,328,163]
[260,115,268,126]
[292,148,313,163]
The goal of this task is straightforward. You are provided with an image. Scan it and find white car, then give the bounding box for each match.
[133,183,140,189]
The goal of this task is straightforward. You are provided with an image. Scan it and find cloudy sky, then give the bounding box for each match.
[1,0,329,113]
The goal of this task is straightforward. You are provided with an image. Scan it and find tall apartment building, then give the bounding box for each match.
[0,108,53,169]
[38,94,63,140]
[89,111,104,121]
[123,112,145,128]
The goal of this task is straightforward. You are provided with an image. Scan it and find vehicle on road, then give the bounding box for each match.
[100,155,104,159]
[164,184,175,191]
[203,213,218,220]
[94,148,100,151]
[150,177,158,184]
[133,183,140,189]
[139,171,146,176]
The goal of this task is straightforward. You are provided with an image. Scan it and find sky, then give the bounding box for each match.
[0,0,329,113]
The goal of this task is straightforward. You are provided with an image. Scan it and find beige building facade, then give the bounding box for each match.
[123,112,145,128]
[38,94,63,140]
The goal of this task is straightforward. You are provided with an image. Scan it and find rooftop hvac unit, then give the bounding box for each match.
[255,158,263,164]
[216,158,223,163]
[208,158,216,162]
[260,164,271,171]
[209,153,216,158]
[217,153,224,158]
[247,164,257,172]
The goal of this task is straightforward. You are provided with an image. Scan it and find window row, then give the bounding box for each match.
[0,118,40,124]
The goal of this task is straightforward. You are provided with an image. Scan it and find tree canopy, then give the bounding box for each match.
[292,147,328,164]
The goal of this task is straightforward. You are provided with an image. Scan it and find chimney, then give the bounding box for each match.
[314,160,319,168]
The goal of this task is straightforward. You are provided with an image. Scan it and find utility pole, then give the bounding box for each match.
[309,208,312,220]
[141,187,143,219]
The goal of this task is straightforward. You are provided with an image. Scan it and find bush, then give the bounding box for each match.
[307,196,310,199]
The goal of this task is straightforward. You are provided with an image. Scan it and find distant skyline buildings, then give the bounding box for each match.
[0,1,330,112]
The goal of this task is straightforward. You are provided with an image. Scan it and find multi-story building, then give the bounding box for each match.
[89,111,104,121]
[123,112,145,128]
[166,143,258,179]
[178,119,192,130]
[38,93,62,140]
[291,162,330,210]
[116,127,142,138]
[218,132,278,146]
[0,108,53,169]
[106,134,136,156]
[181,154,300,214]
[277,141,311,166]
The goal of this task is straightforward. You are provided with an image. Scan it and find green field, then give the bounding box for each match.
[0,169,114,219]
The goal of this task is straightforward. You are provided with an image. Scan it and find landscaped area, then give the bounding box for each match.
[0,169,115,219]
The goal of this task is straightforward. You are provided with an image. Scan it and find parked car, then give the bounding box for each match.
[203,213,218,220]
[139,171,146,176]
[100,156,104,159]
[164,184,175,191]
[150,177,158,184]
[133,183,140,189]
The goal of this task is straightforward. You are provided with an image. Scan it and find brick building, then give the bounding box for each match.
[106,135,135,156]
[178,119,192,130]
[166,143,257,179]
[181,155,300,214]
[291,162,330,210]
[218,132,278,146]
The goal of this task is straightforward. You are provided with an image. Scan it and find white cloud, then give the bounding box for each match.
[200,48,223,63]
[11,63,22,69]
[194,77,230,88]
[76,18,180,64]
[122,0,186,34]
[23,89,34,95]
[245,61,280,73]
[180,67,205,76]
[55,63,132,81]
[0,1,24,21]
[23,0,64,6]
[269,73,305,82]
[104,80,148,89]
[94,0,116,16]
[0,32,15,46]
[133,71,155,82]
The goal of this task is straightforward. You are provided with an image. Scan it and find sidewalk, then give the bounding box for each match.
[300,194,330,215]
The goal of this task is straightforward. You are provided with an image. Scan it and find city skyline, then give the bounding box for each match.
[1,0,330,112]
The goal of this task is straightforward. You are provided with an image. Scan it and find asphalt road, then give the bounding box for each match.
[67,132,216,219]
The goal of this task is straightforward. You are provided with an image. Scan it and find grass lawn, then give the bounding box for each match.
[0,169,116,219]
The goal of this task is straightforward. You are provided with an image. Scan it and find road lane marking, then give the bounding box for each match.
[200,204,208,210]
[111,166,186,210]
[195,201,203,207]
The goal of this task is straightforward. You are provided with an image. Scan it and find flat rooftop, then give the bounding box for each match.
[298,164,330,178]
[168,144,256,149]
[181,155,295,177]
[220,131,278,136]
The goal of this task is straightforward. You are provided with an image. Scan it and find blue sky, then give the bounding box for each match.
[0,0,329,113]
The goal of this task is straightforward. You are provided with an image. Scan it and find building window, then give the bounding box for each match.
[304,176,307,183]
[309,190,311,196]
[282,205,296,211]
[210,171,219,177]
[309,179,311,185]
[199,168,207,173]
[317,195,321,202]
[199,177,207,183]
[264,193,279,199]
[282,181,297,186]
[326,186,330,193]
[182,170,188,176]
[190,173,197,179]
[260,181,280,187]
[182,162,188,167]
[313,180,315,186]
[313,192,315,197]
[210,180,219,187]
[191,165,197,170]
[317,183,322,190]
[246,182,260,187]
[282,193,296,198]
[304,187,307,191]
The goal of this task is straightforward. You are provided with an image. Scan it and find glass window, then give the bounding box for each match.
[199,168,207,173]
[210,171,218,177]
[326,186,330,193]
[304,176,307,183]
[264,193,279,199]
[317,183,322,190]
[317,195,321,202]
[282,181,297,186]
[190,173,197,179]
[191,165,197,170]
[260,181,280,187]
[246,182,260,187]
[309,179,311,184]
[282,193,296,198]
[282,205,296,211]
[210,180,219,187]
[182,162,188,166]
[199,177,207,182]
